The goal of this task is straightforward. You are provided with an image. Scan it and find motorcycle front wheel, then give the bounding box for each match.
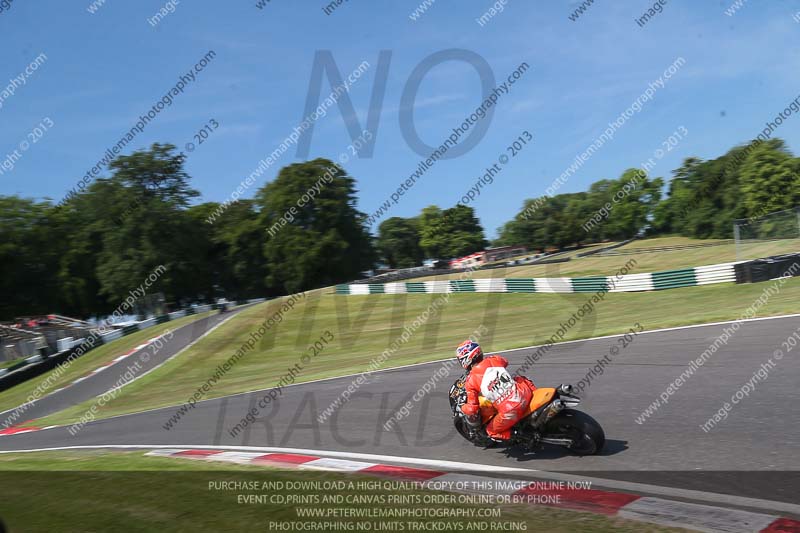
[453,415,474,442]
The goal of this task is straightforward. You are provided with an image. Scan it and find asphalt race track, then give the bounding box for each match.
[0,307,251,429]
[1,312,798,511]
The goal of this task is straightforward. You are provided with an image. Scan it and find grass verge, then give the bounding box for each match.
[34,276,800,428]
[0,450,688,532]
[0,358,26,371]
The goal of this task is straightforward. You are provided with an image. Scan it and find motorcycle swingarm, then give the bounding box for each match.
[539,436,574,446]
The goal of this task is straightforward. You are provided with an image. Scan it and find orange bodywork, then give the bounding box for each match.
[478,387,556,425]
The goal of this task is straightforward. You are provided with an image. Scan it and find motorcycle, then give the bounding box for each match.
[448,376,605,455]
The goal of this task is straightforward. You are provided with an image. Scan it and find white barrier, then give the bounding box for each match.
[336,260,751,295]
[56,337,75,352]
[137,318,156,329]
[100,329,124,343]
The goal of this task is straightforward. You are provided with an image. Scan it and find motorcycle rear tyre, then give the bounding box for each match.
[544,410,605,455]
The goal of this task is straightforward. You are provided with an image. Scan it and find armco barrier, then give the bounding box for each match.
[336,261,746,295]
[738,253,800,283]
[0,298,268,393]
[0,342,91,392]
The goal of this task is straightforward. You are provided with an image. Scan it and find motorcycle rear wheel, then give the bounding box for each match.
[544,410,605,455]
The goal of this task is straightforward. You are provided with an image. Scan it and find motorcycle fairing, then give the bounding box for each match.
[476,387,556,424]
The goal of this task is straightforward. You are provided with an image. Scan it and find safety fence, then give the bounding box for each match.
[52,303,222,349]
[335,260,758,295]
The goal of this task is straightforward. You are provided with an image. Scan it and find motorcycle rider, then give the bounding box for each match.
[456,339,536,444]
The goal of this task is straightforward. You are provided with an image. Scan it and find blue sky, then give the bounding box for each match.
[1,1,800,238]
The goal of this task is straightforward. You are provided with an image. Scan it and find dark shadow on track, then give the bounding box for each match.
[493,438,629,462]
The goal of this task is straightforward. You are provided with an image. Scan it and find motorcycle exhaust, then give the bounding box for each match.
[548,399,566,417]
[557,383,582,407]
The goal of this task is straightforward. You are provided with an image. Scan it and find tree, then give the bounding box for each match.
[442,205,488,257]
[595,169,663,240]
[0,197,62,318]
[95,143,204,307]
[651,157,702,235]
[739,139,800,217]
[107,142,198,207]
[660,152,742,238]
[650,140,792,239]
[499,170,662,249]
[498,193,591,251]
[417,205,447,258]
[4,136,800,321]
[257,159,375,293]
[190,200,268,299]
[52,182,112,317]
[417,204,487,258]
[377,217,423,268]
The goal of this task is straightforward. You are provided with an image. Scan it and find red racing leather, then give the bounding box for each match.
[460,356,535,440]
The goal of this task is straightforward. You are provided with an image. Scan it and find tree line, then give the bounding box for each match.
[1,137,798,320]
[380,138,799,266]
